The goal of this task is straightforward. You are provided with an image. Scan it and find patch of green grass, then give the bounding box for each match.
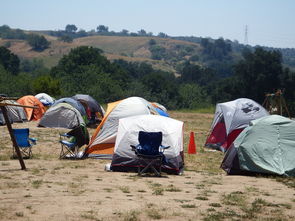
[0,174,11,179]
[119,186,130,193]
[146,208,162,219]
[195,183,205,189]
[242,198,267,219]
[103,188,113,193]
[207,208,216,212]
[31,168,40,175]
[31,180,43,189]
[203,209,240,221]
[245,186,259,193]
[174,199,191,203]
[137,189,146,193]
[6,181,21,189]
[181,204,196,208]
[1,162,10,166]
[274,176,295,189]
[153,188,164,195]
[195,196,209,201]
[123,210,140,221]
[126,175,141,181]
[184,181,194,184]
[222,191,245,206]
[80,210,102,221]
[209,203,222,208]
[0,154,10,161]
[148,182,164,195]
[165,184,181,192]
[68,182,79,188]
[15,212,24,217]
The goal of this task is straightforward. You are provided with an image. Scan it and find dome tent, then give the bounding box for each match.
[38,103,85,129]
[84,97,158,159]
[17,95,46,121]
[205,98,269,152]
[0,100,27,125]
[221,115,295,176]
[72,94,105,123]
[53,97,87,117]
[111,115,184,174]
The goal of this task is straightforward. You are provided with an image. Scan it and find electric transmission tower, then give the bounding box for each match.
[244,25,248,45]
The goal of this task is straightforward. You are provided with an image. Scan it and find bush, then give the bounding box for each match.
[27,34,50,51]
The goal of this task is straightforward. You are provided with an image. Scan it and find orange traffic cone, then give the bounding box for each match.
[188,132,197,154]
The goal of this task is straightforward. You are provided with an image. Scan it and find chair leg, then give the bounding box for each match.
[59,143,78,159]
[137,158,162,176]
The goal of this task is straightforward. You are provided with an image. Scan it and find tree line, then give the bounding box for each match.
[1,45,295,115]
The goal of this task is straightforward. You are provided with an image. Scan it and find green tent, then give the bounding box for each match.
[221,115,295,176]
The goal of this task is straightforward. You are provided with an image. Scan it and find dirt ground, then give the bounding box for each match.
[1,112,295,221]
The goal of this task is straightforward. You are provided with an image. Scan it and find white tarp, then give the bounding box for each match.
[35,93,55,106]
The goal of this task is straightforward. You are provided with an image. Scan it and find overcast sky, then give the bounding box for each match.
[1,0,295,48]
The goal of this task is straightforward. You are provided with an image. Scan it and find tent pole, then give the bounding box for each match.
[0,106,26,170]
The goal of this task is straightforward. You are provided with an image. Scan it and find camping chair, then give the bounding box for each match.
[59,125,89,159]
[131,131,170,176]
[12,128,37,159]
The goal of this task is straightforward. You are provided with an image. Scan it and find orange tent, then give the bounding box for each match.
[17,95,46,121]
[85,97,159,159]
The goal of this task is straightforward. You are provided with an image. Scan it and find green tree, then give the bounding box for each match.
[27,34,50,51]
[148,39,156,46]
[32,75,61,96]
[59,35,73,43]
[65,24,77,33]
[150,45,167,60]
[96,25,109,33]
[179,83,210,109]
[50,46,129,100]
[158,32,168,38]
[138,29,147,36]
[0,46,20,75]
[234,47,283,102]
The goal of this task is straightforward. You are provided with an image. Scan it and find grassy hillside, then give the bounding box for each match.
[0,34,202,74]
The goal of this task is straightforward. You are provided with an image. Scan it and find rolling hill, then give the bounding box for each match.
[1,26,295,77]
[0,34,204,74]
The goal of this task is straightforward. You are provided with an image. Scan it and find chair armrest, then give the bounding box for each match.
[29,137,37,145]
[60,133,71,138]
[159,145,170,153]
[130,145,136,151]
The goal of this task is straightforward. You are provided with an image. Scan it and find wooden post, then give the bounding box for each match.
[0,106,26,170]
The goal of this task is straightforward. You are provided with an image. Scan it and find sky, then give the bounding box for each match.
[1,0,295,48]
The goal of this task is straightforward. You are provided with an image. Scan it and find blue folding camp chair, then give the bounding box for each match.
[59,125,89,159]
[131,131,170,176]
[12,128,37,159]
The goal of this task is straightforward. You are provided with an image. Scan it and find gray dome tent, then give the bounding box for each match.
[53,97,87,117]
[72,94,104,116]
[38,103,85,129]
[0,100,27,125]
